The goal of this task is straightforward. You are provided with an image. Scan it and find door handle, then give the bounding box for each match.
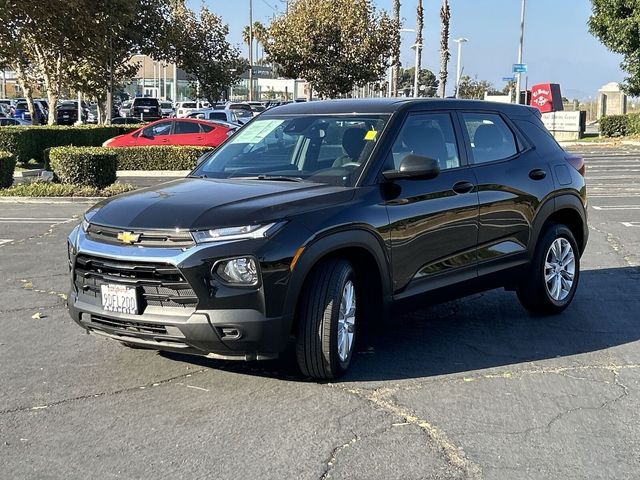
[452,181,475,194]
[529,169,547,180]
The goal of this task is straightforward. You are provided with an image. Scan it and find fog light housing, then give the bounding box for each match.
[214,257,259,286]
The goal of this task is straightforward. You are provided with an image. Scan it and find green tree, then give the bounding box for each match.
[243,21,268,63]
[265,0,398,99]
[169,6,248,104]
[398,67,438,97]
[456,75,493,100]
[589,0,640,95]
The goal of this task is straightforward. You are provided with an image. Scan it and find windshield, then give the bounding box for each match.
[134,98,158,107]
[191,114,389,187]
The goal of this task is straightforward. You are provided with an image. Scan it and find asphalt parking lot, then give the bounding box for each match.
[1,145,639,480]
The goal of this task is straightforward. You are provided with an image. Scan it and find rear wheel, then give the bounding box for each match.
[517,223,580,314]
[296,259,356,380]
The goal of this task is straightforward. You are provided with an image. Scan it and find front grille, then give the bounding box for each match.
[90,315,168,335]
[74,254,198,310]
[86,224,195,248]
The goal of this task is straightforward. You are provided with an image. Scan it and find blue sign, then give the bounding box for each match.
[502,76,516,82]
[512,63,528,73]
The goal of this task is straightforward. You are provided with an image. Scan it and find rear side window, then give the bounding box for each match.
[200,124,214,133]
[134,98,159,107]
[462,113,518,164]
[208,112,227,121]
[174,121,201,134]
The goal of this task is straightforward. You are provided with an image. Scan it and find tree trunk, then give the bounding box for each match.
[47,91,58,125]
[416,0,424,96]
[438,0,451,98]
[391,0,401,97]
[14,63,36,125]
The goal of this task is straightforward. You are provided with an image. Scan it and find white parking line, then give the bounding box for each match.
[0,217,74,224]
[621,222,640,227]
[0,239,13,246]
[592,205,640,210]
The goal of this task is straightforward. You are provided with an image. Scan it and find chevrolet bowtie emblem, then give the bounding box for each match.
[117,231,140,245]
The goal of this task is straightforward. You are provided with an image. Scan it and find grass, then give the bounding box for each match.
[0,181,136,197]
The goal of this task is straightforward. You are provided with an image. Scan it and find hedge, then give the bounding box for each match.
[0,125,140,164]
[600,115,629,137]
[0,150,16,188]
[48,145,213,171]
[49,147,118,188]
[0,181,135,197]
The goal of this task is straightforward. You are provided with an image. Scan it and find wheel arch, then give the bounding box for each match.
[282,228,392,335]
[531,194,588,255]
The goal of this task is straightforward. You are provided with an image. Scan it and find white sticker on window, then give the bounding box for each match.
[234,120,285,144]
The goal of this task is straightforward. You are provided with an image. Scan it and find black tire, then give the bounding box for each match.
[296,259,356,380]
[517,223,580,315]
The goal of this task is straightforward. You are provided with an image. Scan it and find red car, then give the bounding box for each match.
[103,118,232,148]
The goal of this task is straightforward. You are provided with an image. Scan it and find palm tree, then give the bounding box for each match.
[438,0,450,98]
[391,0,401,96]
[243,22,268,64]
[415,0,423,96]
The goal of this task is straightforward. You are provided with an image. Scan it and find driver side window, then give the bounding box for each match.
[389,113,460,171]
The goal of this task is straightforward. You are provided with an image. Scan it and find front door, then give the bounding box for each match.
[384,112,480,295]
[136,120,173,146]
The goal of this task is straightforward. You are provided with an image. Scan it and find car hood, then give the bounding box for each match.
[88,178,354,230]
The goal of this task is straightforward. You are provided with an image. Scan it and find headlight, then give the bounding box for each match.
[214,257,259,285]
[192,222,281,244]
[81,209,98,232]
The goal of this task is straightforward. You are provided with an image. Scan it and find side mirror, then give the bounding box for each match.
[382,154,441,181]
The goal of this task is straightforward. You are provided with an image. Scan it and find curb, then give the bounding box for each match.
[117,170,189,177]
[0,196,104,204]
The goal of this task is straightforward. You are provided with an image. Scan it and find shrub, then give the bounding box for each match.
[0,150,16,188]
[48,145,213,171]
[0,125,139,164]
[49,147,118,188]
[600,115,629,137]
[110,145,213,170]
[0,181,136,197]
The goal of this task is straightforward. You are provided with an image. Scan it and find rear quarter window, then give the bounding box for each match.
[513,119,564,156]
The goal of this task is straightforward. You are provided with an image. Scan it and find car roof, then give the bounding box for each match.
[262,98,536,116]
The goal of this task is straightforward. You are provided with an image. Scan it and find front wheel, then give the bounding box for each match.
[517,223,580,315]
[296,259,357,380]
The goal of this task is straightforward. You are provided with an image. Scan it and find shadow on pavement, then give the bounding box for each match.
[161,266,640,382]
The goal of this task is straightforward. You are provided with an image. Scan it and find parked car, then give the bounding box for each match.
[102,117,232,147]
[14,100,46,124]
[160,101,174,117]
[119,100,132,118]
[56,101,87,125]
[0,117,31,126]
[110,117,146,125]
[67,98,588,379]
[186,108,246,125]
[130,97,162,121]
[246,101,266,116]
[175,101,199,118]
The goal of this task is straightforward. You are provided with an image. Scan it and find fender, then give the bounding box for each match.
[529,193,588,258]
[280,227,393,331]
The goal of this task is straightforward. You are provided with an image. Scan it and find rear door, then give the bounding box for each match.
[458,110,555,272]
[172,120,204,146]
[384,111,480,295]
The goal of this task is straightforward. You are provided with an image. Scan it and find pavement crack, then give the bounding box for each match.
[0,217,78,248]
[589,223,639,268]
[20,278,68,302]
[0,369,208,416]
[332,385,482,480]
[320,432,359,479]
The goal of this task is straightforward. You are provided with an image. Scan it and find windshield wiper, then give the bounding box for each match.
[188,173,208,179]
[256,175,304,182]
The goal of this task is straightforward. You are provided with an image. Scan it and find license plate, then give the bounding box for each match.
[101,284,138,315]
[63,115,69,118]
[143,109,149,112]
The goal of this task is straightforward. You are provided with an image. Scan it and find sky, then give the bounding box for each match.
[194,0,624,100]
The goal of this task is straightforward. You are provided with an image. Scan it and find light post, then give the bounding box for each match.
[515,0,526,104]
[248,0,254,101]
[454,38,468,98]
[412,43,422,98]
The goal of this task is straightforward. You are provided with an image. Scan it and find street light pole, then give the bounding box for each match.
[413,43,421,98]
[515,0,526,104]
[454,38,468,98]
[248,0,254,102]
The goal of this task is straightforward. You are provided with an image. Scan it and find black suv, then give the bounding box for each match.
[130,97,162,121]
[67,99,587,379]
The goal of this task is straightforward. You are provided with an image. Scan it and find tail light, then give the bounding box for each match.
[565,154,585,177]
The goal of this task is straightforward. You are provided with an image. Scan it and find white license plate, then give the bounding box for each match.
[63,115,69,118]
[101,284,138,315]
[143,108,149,112]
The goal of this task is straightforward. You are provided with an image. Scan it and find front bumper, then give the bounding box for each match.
[67,226,289,360]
